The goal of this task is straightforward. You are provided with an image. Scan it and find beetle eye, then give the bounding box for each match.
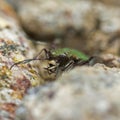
[49,63,54,67]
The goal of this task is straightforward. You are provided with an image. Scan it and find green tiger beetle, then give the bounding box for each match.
[10,48,93,75]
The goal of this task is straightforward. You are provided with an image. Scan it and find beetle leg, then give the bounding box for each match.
[61,60,74,71]
[34,48,50,59]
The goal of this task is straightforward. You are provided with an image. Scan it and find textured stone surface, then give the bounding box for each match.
[89,54,120,68]
[3,1,120,120]
[0,1,41,119]
[15,65,120,120]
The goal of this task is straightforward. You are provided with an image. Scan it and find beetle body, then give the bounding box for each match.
[44,48,90,71]
[10,48,91,81]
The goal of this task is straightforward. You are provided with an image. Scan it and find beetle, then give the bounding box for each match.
[10,48,92,75]
[43,48,91,71]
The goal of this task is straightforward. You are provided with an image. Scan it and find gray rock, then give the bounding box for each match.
[10,0,120,55]
[15,65,120,120]
[15,0,120,36]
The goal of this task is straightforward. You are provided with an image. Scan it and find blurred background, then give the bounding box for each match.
[6,0,120,56]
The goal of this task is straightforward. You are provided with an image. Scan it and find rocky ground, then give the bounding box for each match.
[0,0,120,120]
[15,65,120,120]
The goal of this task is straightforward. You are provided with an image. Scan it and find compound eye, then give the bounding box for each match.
[49,63,55,67]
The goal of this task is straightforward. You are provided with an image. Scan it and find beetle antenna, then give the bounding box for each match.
[10,58,44,70]
[10,48,51,70]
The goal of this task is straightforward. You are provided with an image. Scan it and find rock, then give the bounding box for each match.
[15,65,120,120]
[0,1,45,119]
[93,0,120,6]
[3,1,120,120]
[10,0,120,55]
[89,54,120,68]
[12,0,97,41]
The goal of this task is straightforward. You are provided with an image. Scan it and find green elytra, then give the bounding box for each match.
[51,48,89,61]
